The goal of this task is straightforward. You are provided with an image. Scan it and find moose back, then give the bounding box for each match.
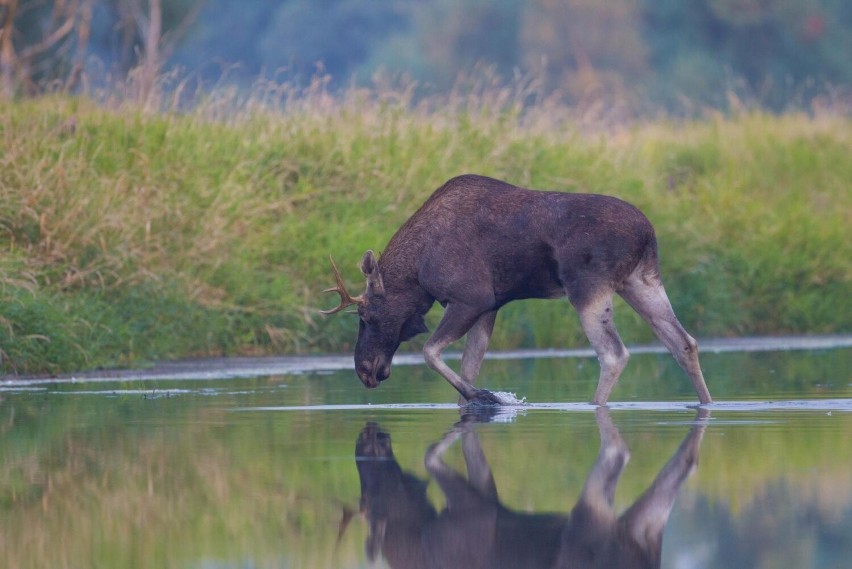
[322,174,712,406]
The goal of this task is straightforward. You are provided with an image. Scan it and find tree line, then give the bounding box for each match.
[1,0,851,113]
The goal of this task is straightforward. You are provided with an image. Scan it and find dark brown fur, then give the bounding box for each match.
[326,174,712,405]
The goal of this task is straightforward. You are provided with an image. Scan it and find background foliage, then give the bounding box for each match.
[179,0,852,112]
[0,1,850,374]
[1,0,851,112]
[0,86,849,374]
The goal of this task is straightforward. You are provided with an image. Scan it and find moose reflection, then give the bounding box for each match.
[355,408,708,569]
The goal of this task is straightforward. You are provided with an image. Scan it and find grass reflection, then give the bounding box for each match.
[0,349,850,568]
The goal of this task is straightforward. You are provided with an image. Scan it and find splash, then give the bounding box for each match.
[463,390,528,409]
[459,391,529,423]
[491,391,528,406]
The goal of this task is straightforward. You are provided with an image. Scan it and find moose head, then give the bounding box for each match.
[321,251,428,388]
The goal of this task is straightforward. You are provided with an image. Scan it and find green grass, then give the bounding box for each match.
[0,89,850,374]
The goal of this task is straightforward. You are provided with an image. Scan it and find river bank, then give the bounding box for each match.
[1,91,849,374]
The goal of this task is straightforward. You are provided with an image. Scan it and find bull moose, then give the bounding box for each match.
[322,174,712,406]
[354,408,708,568]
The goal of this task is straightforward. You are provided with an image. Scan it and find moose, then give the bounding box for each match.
[354,408,708,568]
[322,174,712,406]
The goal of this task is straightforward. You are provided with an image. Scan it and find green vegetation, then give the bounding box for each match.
[0,89,850,374]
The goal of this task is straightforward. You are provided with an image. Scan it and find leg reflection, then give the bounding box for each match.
[354,409,709,569]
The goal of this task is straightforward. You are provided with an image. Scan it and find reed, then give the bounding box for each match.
[0,83,849,373]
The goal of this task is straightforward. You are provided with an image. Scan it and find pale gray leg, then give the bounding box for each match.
[575,407,630,520]
[620,273,712,404]
[424,422,497,501]
[461,310,497,382]
[461,428,497,500]
[424,303,503,404]
[456,310,497,405]
[621,408,709,555]
[424,428,461,473]
[574,293,630,406]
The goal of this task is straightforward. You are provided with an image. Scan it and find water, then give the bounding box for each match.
[1,339,850,568]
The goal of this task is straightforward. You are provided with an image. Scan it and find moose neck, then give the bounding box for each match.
[377,231,435,315]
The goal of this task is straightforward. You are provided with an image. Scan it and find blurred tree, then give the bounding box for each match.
[168,0,277,82]
[0,0,18,97]
[258,0,409,84]
[519,0,648,110]
[167,0,852,113]
[2,0,850,111]
[0,0,95,96]
[640,0,852,111]
[0,0,199,97]
[360,0,523,89]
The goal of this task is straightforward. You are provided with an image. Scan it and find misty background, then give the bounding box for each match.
[2,0,851,113]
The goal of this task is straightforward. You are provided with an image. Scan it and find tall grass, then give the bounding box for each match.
[0,81,849,374]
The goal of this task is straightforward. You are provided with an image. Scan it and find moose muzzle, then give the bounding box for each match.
[356,356,391,388]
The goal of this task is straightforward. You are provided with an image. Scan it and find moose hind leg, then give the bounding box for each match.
[620,274,712,404]
[573,293,630,406]
[577,407,631,515]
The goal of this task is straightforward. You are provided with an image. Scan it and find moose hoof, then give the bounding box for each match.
[464,389,505,407]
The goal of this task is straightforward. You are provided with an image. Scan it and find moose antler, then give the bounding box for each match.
[320,256,364,315]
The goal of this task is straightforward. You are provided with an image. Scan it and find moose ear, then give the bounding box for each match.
[360,250,385,296]
[399,313,429,342]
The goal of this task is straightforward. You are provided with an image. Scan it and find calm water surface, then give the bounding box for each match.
[1,341,851,569]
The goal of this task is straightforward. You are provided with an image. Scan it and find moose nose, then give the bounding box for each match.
[357,360,379,388]
[372,355,391,382]
[357,357,390,388]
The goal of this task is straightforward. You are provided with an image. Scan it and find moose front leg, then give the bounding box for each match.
[424,419,498,505]
[461,310,497,382]
[424,303,503,405]
[457,310,498,405]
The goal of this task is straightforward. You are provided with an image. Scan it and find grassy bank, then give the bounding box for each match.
[0,89,849,374]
